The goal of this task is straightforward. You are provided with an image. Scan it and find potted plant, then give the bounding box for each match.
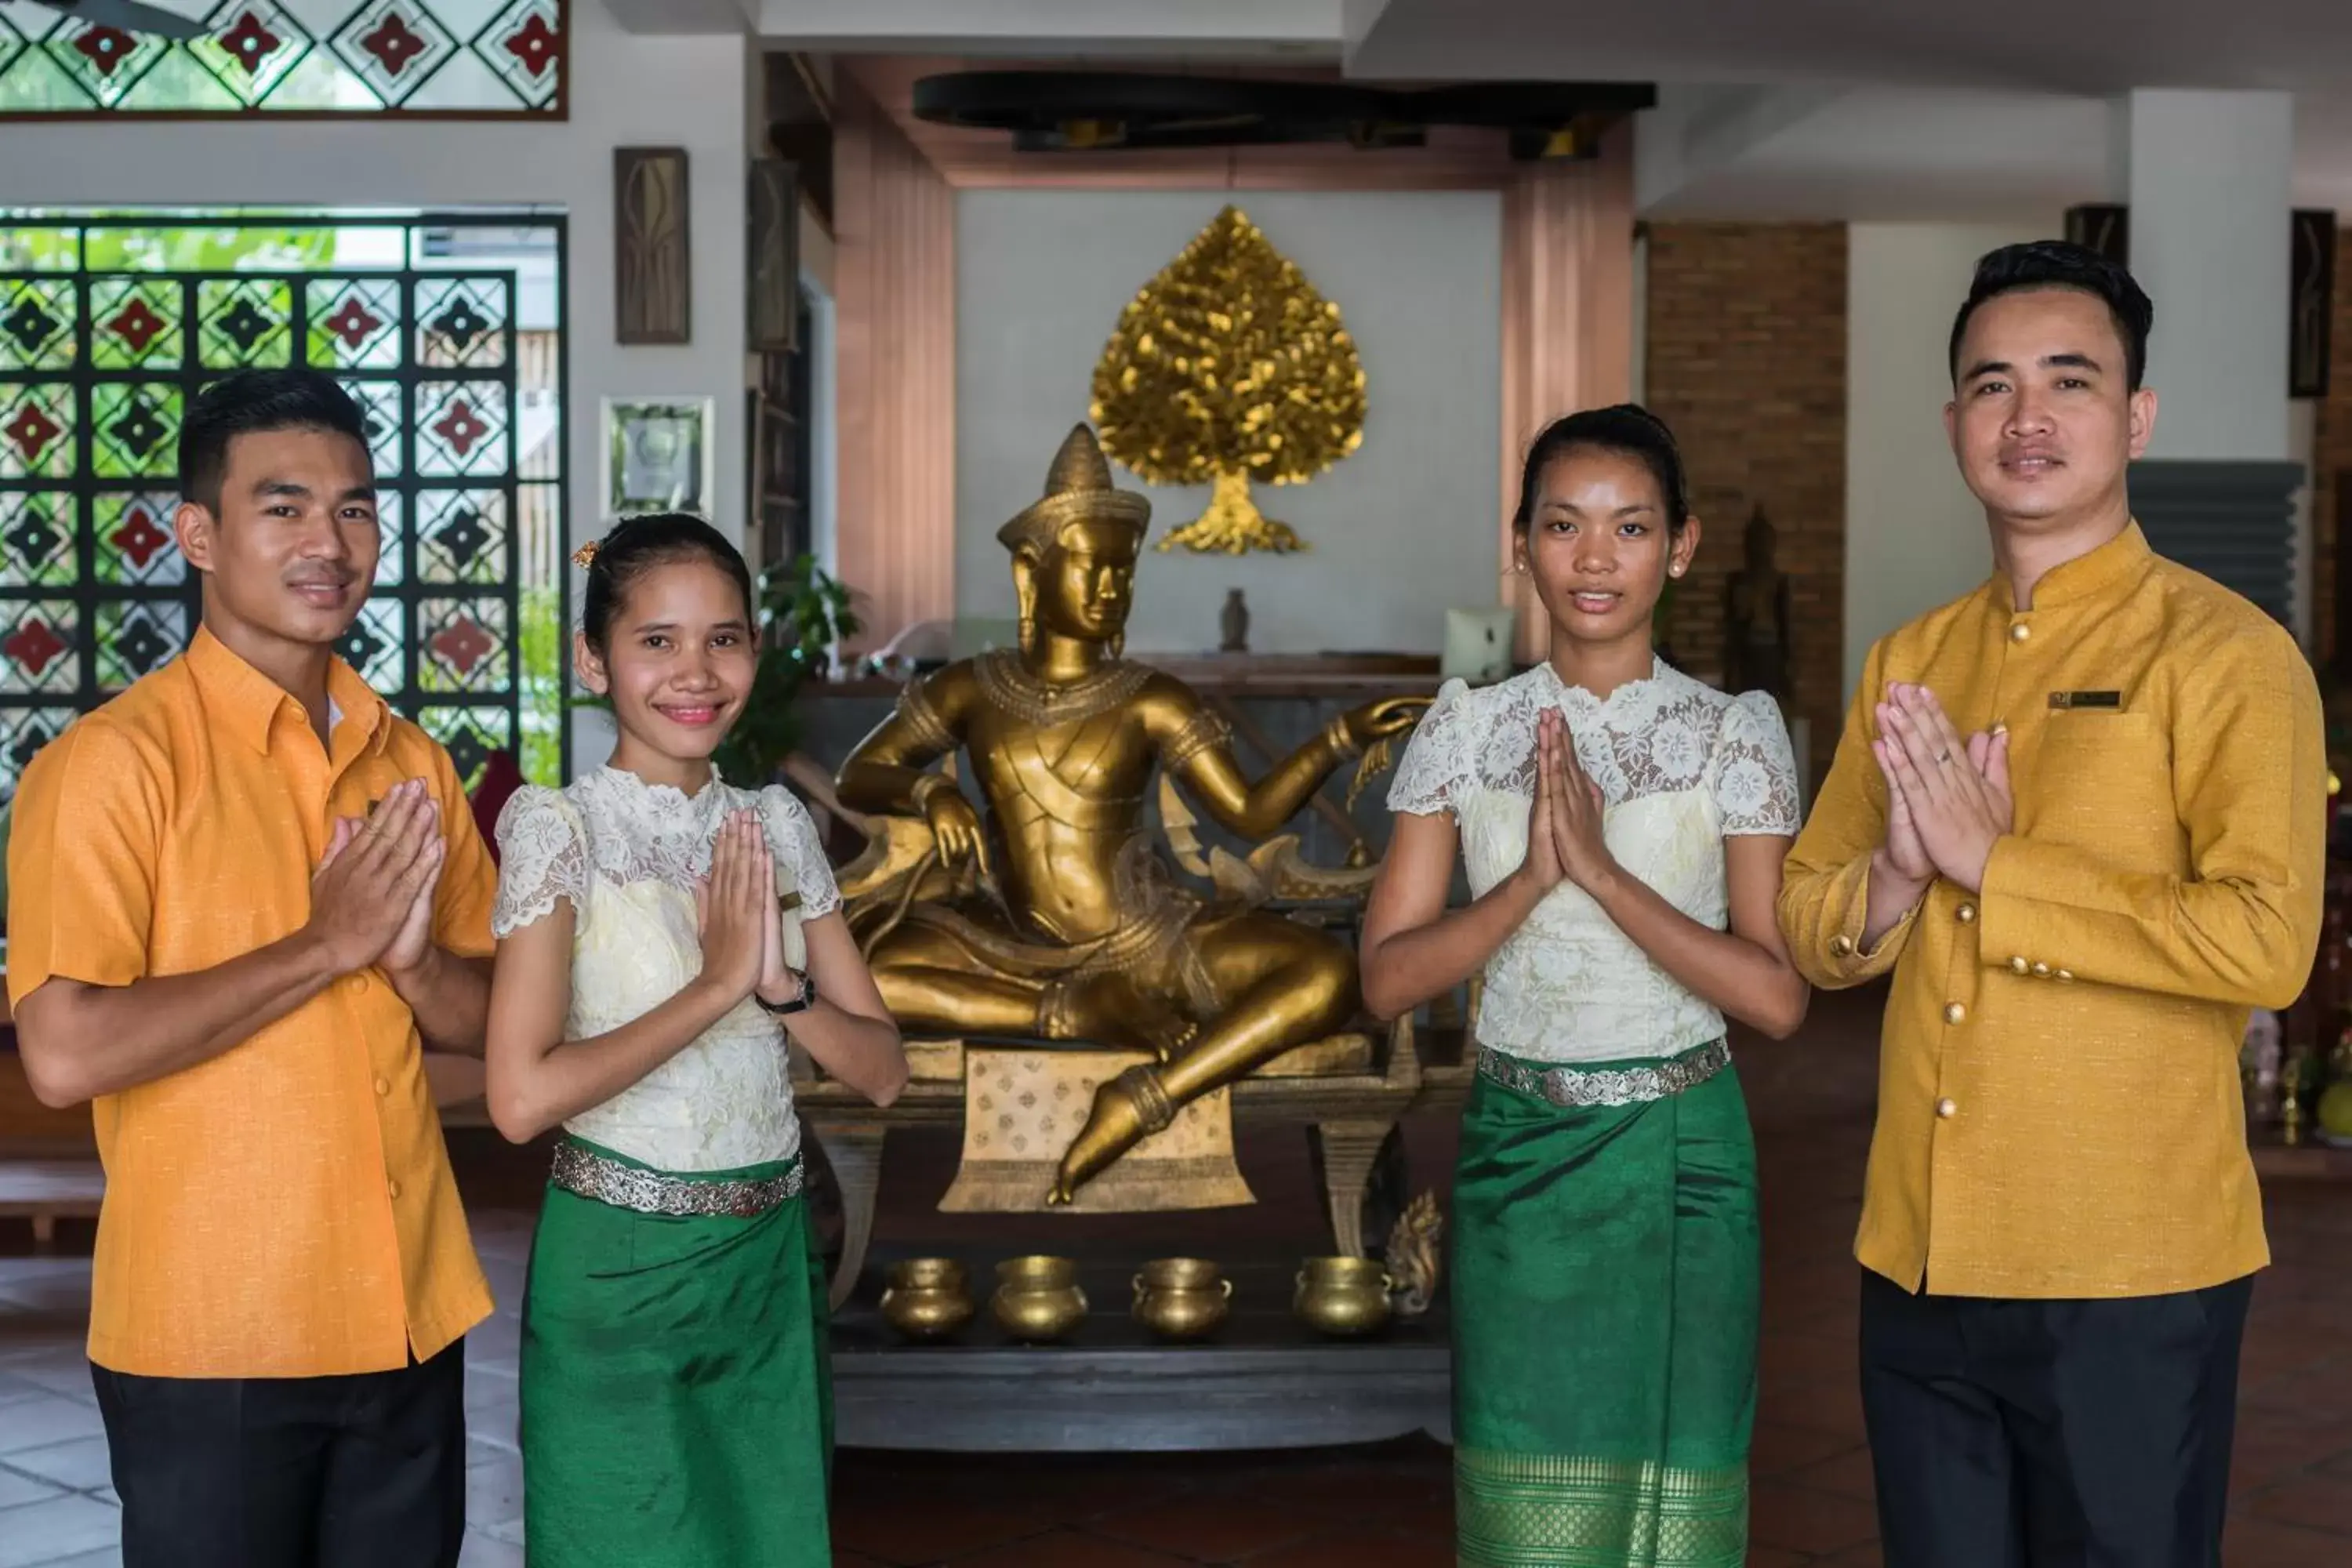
[713,554,861,786]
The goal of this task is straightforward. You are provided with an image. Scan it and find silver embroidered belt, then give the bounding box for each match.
[549,1140,804,1218]
[1475,1039,1731,1109]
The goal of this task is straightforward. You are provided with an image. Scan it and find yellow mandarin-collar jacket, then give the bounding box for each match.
[1779,523,2326,1299]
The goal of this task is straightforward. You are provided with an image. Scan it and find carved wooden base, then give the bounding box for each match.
[832,1340,1452,1453]
[815,1125,887,1312]
[829,1247,1454,1452]
[1307,1120,1399,1261]
[802,1015,1472,1308]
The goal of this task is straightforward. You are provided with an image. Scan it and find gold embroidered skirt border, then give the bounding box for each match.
[1454,1450,1748,1568]
[549,1139,804,1218]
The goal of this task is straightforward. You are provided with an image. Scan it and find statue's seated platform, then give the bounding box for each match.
[795,1013,1471,1311]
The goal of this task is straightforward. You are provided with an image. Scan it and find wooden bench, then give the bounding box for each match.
[0,1159,104,1253]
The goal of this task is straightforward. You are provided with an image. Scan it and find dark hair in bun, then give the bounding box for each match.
[1512,403,1691,535]
[575,513,754,652]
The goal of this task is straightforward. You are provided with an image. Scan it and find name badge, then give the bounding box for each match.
[2047,690,2122,710]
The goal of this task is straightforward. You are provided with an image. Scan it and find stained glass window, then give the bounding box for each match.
[0,212,568,802]
[0,1,564,117]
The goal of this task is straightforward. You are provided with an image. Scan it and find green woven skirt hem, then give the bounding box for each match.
[1455,1448,1748,1568]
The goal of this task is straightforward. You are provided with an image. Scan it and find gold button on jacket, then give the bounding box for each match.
[1778,524,2325,1299]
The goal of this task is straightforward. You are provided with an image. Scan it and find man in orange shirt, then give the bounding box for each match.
[8,368,499,1568]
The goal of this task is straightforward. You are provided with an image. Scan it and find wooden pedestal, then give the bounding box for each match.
[801,1017,1472,1312]
[830,1249,1454,1453]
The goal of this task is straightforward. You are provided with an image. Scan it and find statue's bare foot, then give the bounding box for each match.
[1047,1072,1157,1204]
[1073,977,1196,1063]
[1139,1012,1197,1065]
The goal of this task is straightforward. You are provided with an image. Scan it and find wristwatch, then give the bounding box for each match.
[757,971,815,1016]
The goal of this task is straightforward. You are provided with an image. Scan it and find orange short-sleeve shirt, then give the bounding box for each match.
[6,626,497,1377]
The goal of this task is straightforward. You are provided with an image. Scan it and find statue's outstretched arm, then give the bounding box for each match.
[1155,688,1425,840]
[835,668,967,818]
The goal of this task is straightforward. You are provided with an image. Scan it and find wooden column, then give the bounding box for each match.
[833,75,956,653]
[1498,131,1635,662]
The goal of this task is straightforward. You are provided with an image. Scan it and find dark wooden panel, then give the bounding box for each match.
[614,147,691,344]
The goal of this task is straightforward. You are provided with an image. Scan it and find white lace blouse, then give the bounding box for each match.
[1387,659,1800,1065]
[491,767,841,1172]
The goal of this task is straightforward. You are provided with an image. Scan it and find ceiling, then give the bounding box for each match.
[1344,0,2352,96]
[667,0,2352,218]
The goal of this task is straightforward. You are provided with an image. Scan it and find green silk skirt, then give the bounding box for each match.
[1452,1044,1759,1568]
[520,1137,833,1568]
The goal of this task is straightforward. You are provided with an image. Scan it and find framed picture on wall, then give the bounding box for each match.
[603,397,714,519]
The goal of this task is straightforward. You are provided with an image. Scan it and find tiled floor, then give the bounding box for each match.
[5,985,2351,1566]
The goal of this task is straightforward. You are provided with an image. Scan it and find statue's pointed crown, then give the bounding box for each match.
[996,423,1151,556]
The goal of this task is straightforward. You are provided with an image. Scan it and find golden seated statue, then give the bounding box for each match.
[829,424,1427,1209]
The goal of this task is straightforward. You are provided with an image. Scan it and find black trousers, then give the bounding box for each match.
[1859,1267,2252,1568]
[90,1339,467,1568]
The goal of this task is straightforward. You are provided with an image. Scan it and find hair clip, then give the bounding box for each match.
[572,540,601,568]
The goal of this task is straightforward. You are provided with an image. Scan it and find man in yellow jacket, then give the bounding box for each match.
[1780,240,2325,1566]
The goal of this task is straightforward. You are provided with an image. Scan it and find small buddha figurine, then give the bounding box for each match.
[1220,588,1250,654]
[1724,503,1793,706]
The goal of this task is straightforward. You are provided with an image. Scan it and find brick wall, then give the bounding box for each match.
[1642,223,1849,789]
[2313,230,2352,673]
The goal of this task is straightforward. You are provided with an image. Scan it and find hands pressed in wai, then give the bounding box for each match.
[1514,706,1621,899]
[693,811,808,1011]
[1871,682,2013,894]
[310,779,445,978]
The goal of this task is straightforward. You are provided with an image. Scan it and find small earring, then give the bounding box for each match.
[1669,564,1684,578]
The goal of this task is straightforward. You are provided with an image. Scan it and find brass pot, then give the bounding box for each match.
[1131,1258,1232,1342]
[879,1258,975,1341]
[991,1256,1088,1343]
[1294,1256,1394,1338]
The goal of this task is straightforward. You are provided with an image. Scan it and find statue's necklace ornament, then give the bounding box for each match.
[973,648,1152,730]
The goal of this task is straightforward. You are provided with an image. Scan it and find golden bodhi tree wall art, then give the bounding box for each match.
[1090,205,1367,555]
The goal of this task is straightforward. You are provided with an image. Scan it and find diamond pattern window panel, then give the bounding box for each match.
[340,376,405,477]
[97,598,189,692]
[372,488,406,585]
[0,212,570,802]
[416,276,510,369]
[198,278,295,370]
[336,593,406,689]
[94,494,187,587]
[418,488,506,585]
[0,600,79,695]
[0,2,568,118]
[91,384,182,481]
[308,277,401,368]
[0,492,76,588]
[417,379,510,477]
[1,278,76,371]
[1,383,74,481]
[91,278,183,371]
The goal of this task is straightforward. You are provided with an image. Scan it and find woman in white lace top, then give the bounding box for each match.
[482,515,906,1568]
[1362,407,1808,1568]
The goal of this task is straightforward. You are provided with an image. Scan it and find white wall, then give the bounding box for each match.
[2125,89,2295,462]
[0,0,751,775]
[1843,220,2057,706]
[954,189,1503,655]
